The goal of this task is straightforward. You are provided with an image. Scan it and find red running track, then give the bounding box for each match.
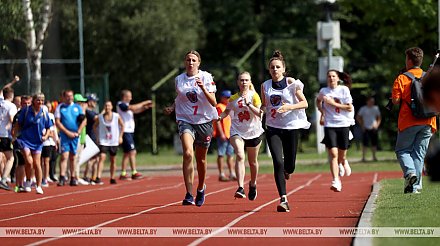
[0,171,401,246]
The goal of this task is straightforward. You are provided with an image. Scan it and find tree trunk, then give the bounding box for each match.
[22,0,52,94]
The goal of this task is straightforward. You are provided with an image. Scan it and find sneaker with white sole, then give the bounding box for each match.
[344,160,351,176]
[195,185,206,207]
[404,173,418,194]
[35,186,44,194]
[331,179,342,192]
[24,181,32,192]
[234,187,246,198]
[182,192,195,205]
[277,196,290,212]
[77,178,90,185]
[41,179,49,188]
[338,163,345,177]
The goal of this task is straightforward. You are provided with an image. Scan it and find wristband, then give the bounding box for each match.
[246,102,251,106]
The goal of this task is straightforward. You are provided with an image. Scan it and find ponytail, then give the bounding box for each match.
[328,69,352,89]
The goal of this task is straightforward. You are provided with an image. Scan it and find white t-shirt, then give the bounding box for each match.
[43,113,57,146]
[357,105,381,130]
[0,98,17,138]
[319,85,354,127]
[117,101,135,133]
[226,91,264,140]
[262,78,310,130]
[98,113,121,146]
[174,70,217,124]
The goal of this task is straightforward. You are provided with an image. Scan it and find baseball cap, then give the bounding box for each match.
[221,90,232,98]
[86,93,99,102]
[74,94,87,102]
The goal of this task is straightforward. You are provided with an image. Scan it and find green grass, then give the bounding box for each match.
[373,179,440,246]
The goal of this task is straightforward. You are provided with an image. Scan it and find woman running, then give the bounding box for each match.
[217,71,264,200]
[164,50,217,207]
[317,69,354,192]
[16,93,53,194]
[261,50,311,212]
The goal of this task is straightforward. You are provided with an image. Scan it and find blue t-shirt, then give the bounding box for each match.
[56,103,84,133]
[17,106,53,148]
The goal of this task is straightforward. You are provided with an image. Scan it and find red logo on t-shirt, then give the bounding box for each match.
[238,111,250,122]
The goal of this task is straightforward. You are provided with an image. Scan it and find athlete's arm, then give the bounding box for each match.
[118,115,125,144]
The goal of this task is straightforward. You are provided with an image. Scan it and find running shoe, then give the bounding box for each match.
[338,163,345,177]
[284,171,290,180]
[24,180,32,192]
[14,186,25,193]
[82,177,91,183]
[331,179,342,192]
[229,174,237,181]
[110,179,117,184]
[35,186,44,194]
[50,176,58,182]
[41,179,49,187]
[69,178,78,186]
[131,172,143,180]
[182,192,195,205]
[195,185,206,207]
[77,178,90,185]
[57,176,66,186]
[91,178,104,185]
[277,196,290,212]
[344,160,351,176]
[0,181,11,191]
[218,174,229,182]
[234,187,246,199]
[248,183,257,201]
[119,174,131,180]
[404,173,418,194]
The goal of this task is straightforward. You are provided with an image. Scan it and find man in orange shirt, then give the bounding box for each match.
[213,90,236,181]
[392,47,436,194]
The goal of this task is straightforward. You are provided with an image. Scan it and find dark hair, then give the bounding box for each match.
[3,87,14,98]
[63,89,73,97]
[269,50,286,68]
[422,65,440,104]
[405,47,424,67]
[328,69,352,89]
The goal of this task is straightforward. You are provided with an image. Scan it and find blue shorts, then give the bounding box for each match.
[216,138,234,156]
[60,136,79,155]
[122,133,136,153]
[16,138,44,152]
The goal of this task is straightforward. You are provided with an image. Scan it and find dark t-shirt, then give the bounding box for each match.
[86,109,98,143]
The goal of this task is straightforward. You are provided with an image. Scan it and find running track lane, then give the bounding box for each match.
[0,171,401,246]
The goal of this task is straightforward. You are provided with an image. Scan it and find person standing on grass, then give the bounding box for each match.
[117,89,153,181]
[261,50,310,212]
[213,90,236,182]
[16,93,52,194]
[94,101,124,185]
[0,76,18,191]
[164,50,217,207]
[391,47,436,194]
[317,69,354,192]
[356,96,381,162]
[218,72,264,201]
[55,90,87,186]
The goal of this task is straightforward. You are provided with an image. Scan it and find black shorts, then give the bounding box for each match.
[244,134,263,148]
[99,145,118,156]
[42,146,56,158]
[14,149,25,166]
[122,133,136,153]
[0,137,13,151]
[363,129,378,147]
[322,127,350,150]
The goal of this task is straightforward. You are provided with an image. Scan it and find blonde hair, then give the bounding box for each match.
[238,71,255,91]
[185,50,201,63]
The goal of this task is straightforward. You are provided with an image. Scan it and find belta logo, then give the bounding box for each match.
[270,95,282,106]
[186,91,198,103]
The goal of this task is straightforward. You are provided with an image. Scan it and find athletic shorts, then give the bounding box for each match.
[322,127,350,150]
[363,129,378,147]
[60,137,79,155]
[0,137,13,151]
[99,145,118,156]
[42,145,56,158]
[122,133,136,153]
[14,149,25,166]
[216,138,234,156]
[178,120,213,148]
[244,134,263,148]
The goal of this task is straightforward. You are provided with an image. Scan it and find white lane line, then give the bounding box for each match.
[188,174,322,246]
[0,183,184,222]
[0,178,149,207]
[372,172,378,183]
[24,182,242,246]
